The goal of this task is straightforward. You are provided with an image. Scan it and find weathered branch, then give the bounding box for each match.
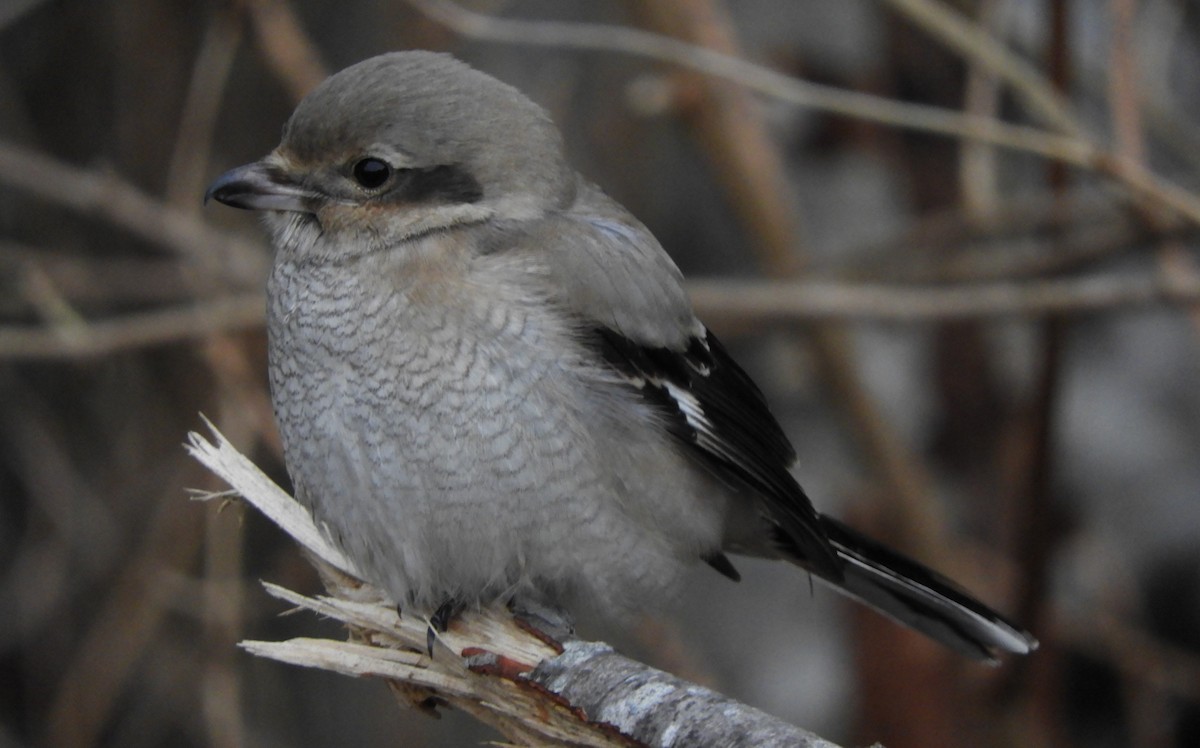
[185,423,842,747]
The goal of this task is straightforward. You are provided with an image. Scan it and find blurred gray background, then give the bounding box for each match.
[3,0,1200,746]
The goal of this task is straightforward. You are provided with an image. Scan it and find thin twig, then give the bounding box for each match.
[21,263,86,328]
[996,9,1073,732]
[631,0,808,273]
[850,188,1139,273]
[959,0,1006,217]
[856,212,1155,285]
[405,0,1094,165]
[406,0,1200,227]
[5,270,1197,362]
[880,0,1083,135]
[0,141,269,288]
[1104,0,1200,334]
[0,244,197,311]
[685,270,1200,324]
[167,4,244,210]
[0,294,265,360]
[243,0,328,103]
[632,0,947,564]
[1108,0,1145,167]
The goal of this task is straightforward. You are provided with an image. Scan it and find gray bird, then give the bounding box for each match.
[207,51,1036,662]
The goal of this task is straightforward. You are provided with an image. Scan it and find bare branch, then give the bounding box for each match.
[0,141,268,288]
[167,5,244,211]
[686,270,1200,324]
[0,244,196,311]
[959,0,1006,217]
[630,0,949,566]
[7,268,1197,362]
[880,0,1083,135]
[406,0,1200,227]
[244,0,328,103]
[186,426,843,748]
[1107,0,1145,166]
[405,0,1093,165]
[0,294,265,360]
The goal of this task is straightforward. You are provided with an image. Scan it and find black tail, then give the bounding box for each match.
[808,517,1037,664]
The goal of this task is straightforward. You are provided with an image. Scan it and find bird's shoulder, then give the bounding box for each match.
[479,179,701,350]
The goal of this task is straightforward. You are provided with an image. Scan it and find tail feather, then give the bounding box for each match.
[810,517,1037,664]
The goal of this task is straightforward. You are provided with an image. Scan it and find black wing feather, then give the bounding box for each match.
[590,326,1037,660]
[592,327,842,580]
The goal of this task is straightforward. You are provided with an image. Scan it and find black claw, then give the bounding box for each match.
[426,599,462,656]
[431,599,460,632]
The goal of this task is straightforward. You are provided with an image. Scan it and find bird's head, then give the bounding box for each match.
[206,51,576,258]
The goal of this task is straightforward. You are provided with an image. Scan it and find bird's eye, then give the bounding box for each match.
[352,158,392,189]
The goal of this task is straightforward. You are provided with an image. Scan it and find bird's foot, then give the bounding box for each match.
[426,599,463,657]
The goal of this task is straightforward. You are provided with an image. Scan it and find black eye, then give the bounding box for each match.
[352,158,391,189]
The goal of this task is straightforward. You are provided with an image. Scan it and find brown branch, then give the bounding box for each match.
[39,410,264,748]
[201,460,248,748]
[167,4,244,210]
[0,294,265,360]
[631,0,947,570]
[1104,0,1200,335]
[0,141,269,289]
[630,0,807,273]
[1108,0,1145,167]
[856,214,1151,285]
[7,269,1194,362]
[405,0,1093,164]
[880,0,1083,135]
[406,0,1200,228]
[243,0,328,103]
[686,270,1200,324]
[959,0,1006,217]
[991,15,1074,743]
[0,244,196,312]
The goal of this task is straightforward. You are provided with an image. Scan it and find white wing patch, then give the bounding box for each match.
[662,381,712,433]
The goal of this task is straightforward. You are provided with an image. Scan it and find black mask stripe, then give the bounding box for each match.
[391,164,483,204]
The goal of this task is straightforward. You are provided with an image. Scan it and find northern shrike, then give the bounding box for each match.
[207,51,1035,662]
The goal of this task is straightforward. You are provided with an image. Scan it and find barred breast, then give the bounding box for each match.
[265,231,727,614]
